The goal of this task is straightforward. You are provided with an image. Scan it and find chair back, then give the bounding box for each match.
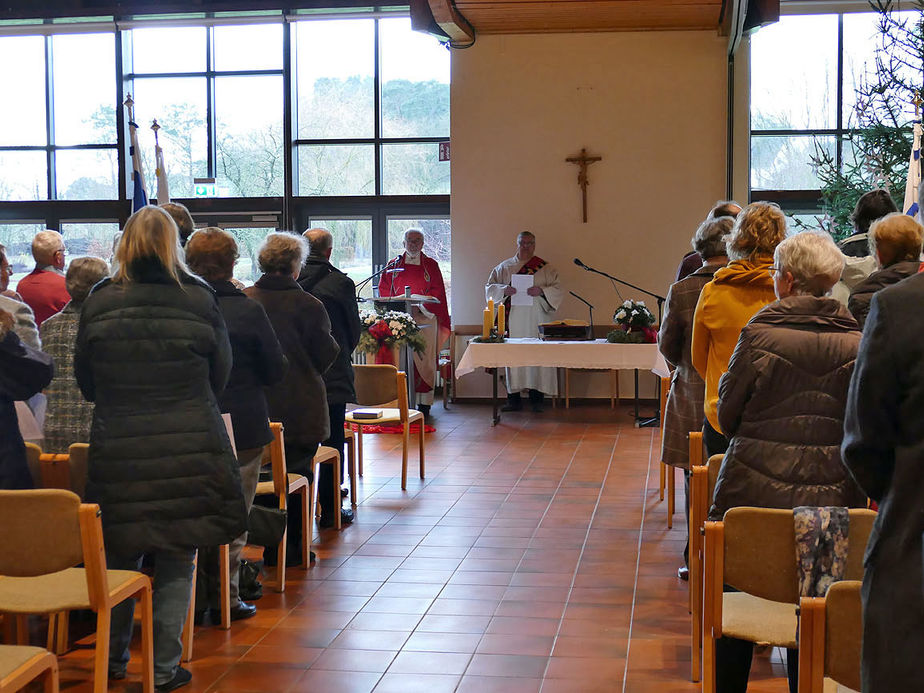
[723,507,876,603]
[823,580,863,690]
[67,444,89,499]
[24,442,42,488]
[262,422,289,500]
[688,431,704,468]
[0,489,84,577]
[354,364,400,407]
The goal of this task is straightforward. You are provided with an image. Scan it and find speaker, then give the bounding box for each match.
[743,0,780,33]
[409,0,451,42]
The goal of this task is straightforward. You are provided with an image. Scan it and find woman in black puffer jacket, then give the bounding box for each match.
[75,205,246,692]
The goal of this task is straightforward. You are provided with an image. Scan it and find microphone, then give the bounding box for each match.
[573,258,587,269]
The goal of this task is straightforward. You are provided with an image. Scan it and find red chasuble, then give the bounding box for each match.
[378,252,451,346]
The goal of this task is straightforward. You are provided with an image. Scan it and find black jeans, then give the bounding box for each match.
[703,418,730,458]
[715,636,797,693]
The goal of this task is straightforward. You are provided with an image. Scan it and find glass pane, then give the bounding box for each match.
[53,33,116,145]
[380,17,450,138]
[295,19,374,139]
[751,135,835,190]
[59,222,120,264]
[386,217,451,305]
[214,23,283,71]
[306,218,373,296]
[130,27,206,73]
[0,36,46,145]
[215,75,284,197]
[843,10,919,126]
[56,149,119,200]
[0,151,46,201]
[132,77,208,198]
[297,144,374,196]
[381,143,449,195]
[0,223,44,292]
[750,15,838,130]
[223,227,276,286]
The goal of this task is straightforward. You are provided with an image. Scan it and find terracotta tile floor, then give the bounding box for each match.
[56,401,792,692]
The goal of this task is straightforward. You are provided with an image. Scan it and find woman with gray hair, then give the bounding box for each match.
[40,256,109,454]
[709,231,866,693]
[244,232,340,560]
[658,215,731,580]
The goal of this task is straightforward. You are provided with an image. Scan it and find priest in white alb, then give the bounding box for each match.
[485,231,563,412]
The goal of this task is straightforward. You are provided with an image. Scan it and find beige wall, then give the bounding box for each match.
[449,30,729,398]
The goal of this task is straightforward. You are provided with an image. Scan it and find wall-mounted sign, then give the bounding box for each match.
[193,177,217,197]
[438,141,450,162]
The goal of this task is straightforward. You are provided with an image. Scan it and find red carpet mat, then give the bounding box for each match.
[349,422,436,434]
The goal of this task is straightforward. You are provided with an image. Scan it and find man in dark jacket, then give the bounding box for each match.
[847,212,923,328]
[298,228,361,528]
[0,308,53,489]
[843,273,924,693]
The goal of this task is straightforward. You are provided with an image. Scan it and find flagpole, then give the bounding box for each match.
[124,94,148,212]
[151,118,170,205]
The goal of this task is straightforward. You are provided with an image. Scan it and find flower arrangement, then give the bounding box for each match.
[358,308,427,357]
[611,299,657,344]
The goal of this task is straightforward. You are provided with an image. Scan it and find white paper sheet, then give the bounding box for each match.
[510,274,534,306]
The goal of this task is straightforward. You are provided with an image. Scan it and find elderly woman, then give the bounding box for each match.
[659,215,731,579]
[848,213,923,328]
[75,205,246,691]
[244,232,339,560]
[709,231,867,693]
[185,227,286,620]
[40,256,109,454]
[691,201,785,456]
[0,244,40,349]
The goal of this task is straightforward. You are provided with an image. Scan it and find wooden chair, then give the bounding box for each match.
[345,426,358,478]
[311,446,354,528]
[0,489,154,693]
[0,645,58,693]
[702,507,875,693]
[345,365,425,491]
[688,450,723,682]
[798,580,863,693]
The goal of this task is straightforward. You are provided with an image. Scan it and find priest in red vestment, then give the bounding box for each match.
[377,229,450,418]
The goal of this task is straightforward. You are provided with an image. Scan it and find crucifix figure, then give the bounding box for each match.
[566,148,602,223]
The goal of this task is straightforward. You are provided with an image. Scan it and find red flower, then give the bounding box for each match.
[368,319,392,343]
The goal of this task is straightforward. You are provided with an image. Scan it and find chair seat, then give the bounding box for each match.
[346,408,422,426]
[722,592,798,648]
[255,473,308,496]
[0,568,142,613]
[824,678,859,693]
[314,446,339,464]
[0,645,51,678]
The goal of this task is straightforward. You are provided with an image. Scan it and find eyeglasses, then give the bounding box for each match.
[768,266,779,277]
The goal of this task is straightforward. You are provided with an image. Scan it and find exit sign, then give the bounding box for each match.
[194,177,217,197]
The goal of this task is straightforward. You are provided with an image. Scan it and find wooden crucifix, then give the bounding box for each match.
[566,148,602,223]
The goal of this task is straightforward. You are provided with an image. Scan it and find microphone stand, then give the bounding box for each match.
[574,258,665,325]
[355,258,402,302]
[569,290,595,338]
[573,258,664,428]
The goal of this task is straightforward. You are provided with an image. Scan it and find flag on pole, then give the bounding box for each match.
[152,119,170,205]
[124,95,148,213]
[903,119,921,218]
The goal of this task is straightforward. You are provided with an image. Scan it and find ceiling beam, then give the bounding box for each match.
[426,0,476,45]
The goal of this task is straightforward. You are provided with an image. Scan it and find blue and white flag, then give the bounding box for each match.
[903,120,921,219]
[125,96,148,212]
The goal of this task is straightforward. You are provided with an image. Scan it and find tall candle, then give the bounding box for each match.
[488,298,494,315]
[497,303,505,336]
[482,308,491,339]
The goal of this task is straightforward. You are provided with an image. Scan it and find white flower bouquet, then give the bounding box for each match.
[358,308,426,355]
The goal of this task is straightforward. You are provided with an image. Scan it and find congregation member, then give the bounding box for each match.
[376,228,450,419]
[0,308,53,489]
[831,188,898,304]
[485,231,563,412]
[658,215,732,580]
[710,231,866,693]
[847,212,923,328]
[75,205,246,692]
[245,232,341,550]
[0,243,40,349]
[185,227,287,621]
[17,230,70,326]
[691,202,784,457]
[298,228,361,526]
[842,251,924,693]
[40,256,109,454]
[160,202,196,247]
[674,200,741,281]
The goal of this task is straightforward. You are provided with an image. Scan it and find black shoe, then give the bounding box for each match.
[340,487,349,498]
[156,667,192,692]
[418,404,431,418]
[319,508,354,529]
[230,602,257,621]
[530,402,545,413]
[501,395,523,412]
[677,566,690,581]
[109,668,127,681]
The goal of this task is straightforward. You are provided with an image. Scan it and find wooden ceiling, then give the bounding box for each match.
[427,0,726,39]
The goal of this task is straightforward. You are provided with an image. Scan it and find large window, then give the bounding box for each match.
[0,11,451,291]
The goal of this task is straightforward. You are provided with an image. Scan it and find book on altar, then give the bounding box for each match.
[351,408,384,420]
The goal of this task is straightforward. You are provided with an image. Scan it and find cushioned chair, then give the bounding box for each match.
[345,364,425,491]
[798,580,863,693]
[688,450,723,682]
[0,645,58,693]
[702,507,875,693]
[0,489,154,693]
